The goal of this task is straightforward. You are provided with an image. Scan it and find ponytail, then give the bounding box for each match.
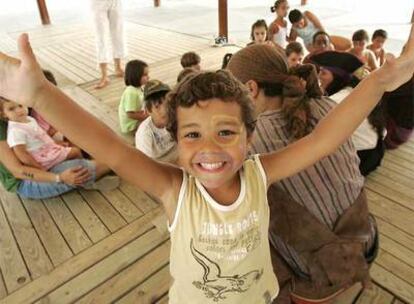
[271,0,287,13]
[282,64,323,139]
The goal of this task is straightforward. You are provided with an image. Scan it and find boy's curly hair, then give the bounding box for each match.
[166,70,256,141]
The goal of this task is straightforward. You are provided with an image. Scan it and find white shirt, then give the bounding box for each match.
[135,117,178,163]
[329,87,385,150]
[7,117,52,151]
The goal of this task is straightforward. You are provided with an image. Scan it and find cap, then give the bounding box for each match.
[144,80,170,100]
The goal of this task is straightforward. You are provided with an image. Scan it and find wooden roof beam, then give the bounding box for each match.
[36,0,50,25]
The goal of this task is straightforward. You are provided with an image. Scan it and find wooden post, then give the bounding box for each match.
[36,0,51,25]
[218,0,228,39]
[154,0,161,7]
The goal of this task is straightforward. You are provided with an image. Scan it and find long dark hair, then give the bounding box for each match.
[124,60,148,87]
[250,19,268,41]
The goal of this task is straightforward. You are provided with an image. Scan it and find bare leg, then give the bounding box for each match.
[114,58,124,77]
[94,161,112,179]
[66,147,83,159]
[95,62,110,89]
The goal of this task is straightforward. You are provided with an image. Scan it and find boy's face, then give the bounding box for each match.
[253,26,267,44]
[1,100,28,122]
[176,98,249,190]
[287,52,303,67]
[313,34,330,52]
[294,18,305,29]
[150,96,168,128]
[372,37,386,50]
[353,40,367,52]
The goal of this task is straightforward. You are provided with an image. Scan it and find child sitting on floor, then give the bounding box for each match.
[118,59,149,134]
[180,52,201,71]
[285,41,304,67]
[135,80,177,163]
[0,98,82,170]
[1,29,413,303]
[349,29,379,74]
[367,29,388,67]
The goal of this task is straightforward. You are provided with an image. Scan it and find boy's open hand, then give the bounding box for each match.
[374,23,414,92]
[0,33,47,107]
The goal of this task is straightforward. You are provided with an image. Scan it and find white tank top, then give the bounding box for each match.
[271,24,288,48]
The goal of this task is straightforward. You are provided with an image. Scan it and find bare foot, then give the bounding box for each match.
[115,68,124,77]
[94,77,110,89]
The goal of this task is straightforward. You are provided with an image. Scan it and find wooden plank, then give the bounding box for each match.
[379,235,414,273]
[100,189,143,223]
[35,48,86,84]
[371,264,414,303]
[21,198,73,266]
[43,196,92,254]
[355,283,393,304]
[115,265,171,304]
[380,159,414,180]
[155,293,169,304]
[375,217,414,252]
[375,249,414,288]
[36,229,169,303]
[0,191,53,279]
[366,190,413,236]
[373,167,413,189]
[119,182,158,213]
[365,178,414,212]
[0,196,30,293]
[0,268,8,299]
[79,190,126,232]
[392,299,407,304]
[60,191,110,243]
[0,208,163,304]
[76,242,170,304]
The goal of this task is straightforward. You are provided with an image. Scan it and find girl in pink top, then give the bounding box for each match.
[0,98,82,170]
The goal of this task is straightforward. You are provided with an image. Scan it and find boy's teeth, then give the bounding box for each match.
[200,162,224,170]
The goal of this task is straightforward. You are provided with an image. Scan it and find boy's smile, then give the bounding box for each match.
[176,99,249,203]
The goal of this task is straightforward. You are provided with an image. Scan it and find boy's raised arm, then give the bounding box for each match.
[0,34,182,217]
[261,23,414,185]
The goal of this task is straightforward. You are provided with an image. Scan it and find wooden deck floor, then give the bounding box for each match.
[0,21,413,304]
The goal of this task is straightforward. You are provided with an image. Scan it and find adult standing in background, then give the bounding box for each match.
[91,0,126,89]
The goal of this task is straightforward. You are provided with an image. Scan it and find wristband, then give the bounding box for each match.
[55,174,61,183]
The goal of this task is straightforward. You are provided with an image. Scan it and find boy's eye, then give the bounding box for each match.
[218,130,236,137]
[185,132,200,139]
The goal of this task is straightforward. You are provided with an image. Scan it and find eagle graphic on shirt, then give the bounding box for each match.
[190,239,263,302]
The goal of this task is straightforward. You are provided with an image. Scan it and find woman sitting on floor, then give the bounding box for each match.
[310,51,387,176]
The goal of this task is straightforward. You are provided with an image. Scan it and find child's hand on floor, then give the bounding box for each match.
[0,34,48,107]
[373,24,414,92]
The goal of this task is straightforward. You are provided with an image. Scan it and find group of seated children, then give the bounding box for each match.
[239,0,413,176]
[0,71,83,171]
[118,51,204,164]
[2,24,412,302]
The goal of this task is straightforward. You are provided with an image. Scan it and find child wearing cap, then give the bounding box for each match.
[135,80,177,163]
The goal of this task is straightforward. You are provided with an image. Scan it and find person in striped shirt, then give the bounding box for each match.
[227,46,379,303]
